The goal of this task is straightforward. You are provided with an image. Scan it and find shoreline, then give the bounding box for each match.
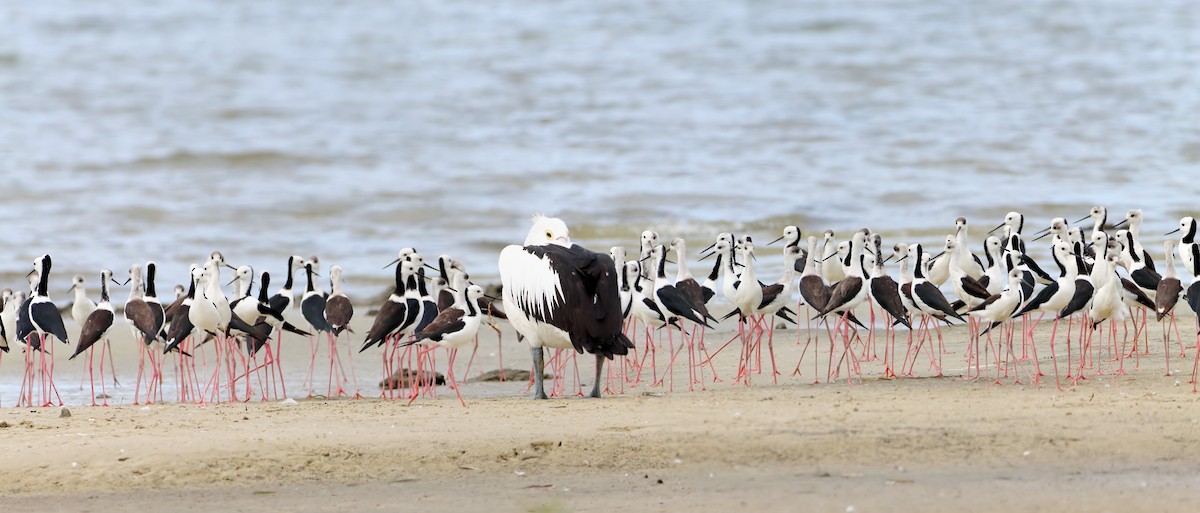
[3,315,1200,511]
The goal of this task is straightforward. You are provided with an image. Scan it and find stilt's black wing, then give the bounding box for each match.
[642,297,668,323]
[1021,255,1054,284]
[1187,281,1200,318]
[416,300,439,333]
[247,321,274,356]
[437,290,456,312]
[1120,278,1154,310]
[149,301,166,339]
[164,294,187,325]
[164,304,193,354]
[869,276,910,328]
[674,279,715,322]
[361,300,404,351]
[229,315,270,344]
[914,282,964,322]
[324,295,354,335]
[1131,267,1161,292]
[31,301,69,344]
[960,276,991,301]
[1019,271,1036,299]
[1058,280,1094,319]
[412,307,466,344]
[71,309,114,360]
[301,294,333,332]
[125,300,160,344]
[798,275,829,312]
[818,277,862,317]
[1014,282,1057,317]
[1156,278,1182,321]
[757,283,784,311]
[268,293,290,315]
[968,293,1001,313]
[255,300,286,323]
[659,285,711,328]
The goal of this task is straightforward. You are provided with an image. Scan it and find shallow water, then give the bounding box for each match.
[1,0,1197,296]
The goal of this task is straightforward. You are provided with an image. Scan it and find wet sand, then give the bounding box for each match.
[3,316,1200,512]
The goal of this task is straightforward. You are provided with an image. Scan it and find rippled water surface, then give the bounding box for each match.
[1,0,1198,295]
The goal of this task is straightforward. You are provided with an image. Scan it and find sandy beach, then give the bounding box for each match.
[2,313,1199,512]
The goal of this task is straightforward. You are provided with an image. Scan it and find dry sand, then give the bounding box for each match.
[3,315,1200,512]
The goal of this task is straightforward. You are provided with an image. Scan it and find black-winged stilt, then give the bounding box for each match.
[125,263,167,403]
[967,268,1028,383]
[407,284,487,406]
[19,255,70,407]
[322,264,358,398]
[1011,240,1077,389]
[69,269,118,405]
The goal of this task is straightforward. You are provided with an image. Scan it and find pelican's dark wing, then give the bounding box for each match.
[520,244,634,358]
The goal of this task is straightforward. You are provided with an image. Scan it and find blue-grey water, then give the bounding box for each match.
[2,0,1199,405]
[1,0,1198,299]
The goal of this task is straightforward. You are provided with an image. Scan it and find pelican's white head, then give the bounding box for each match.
[525,215,572,247]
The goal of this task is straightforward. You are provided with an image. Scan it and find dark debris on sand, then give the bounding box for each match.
[379,369,445,390]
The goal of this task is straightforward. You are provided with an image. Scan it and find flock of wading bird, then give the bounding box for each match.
[494,209,1200,399]
[2,207,1199,408]
[4,250,498,408]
